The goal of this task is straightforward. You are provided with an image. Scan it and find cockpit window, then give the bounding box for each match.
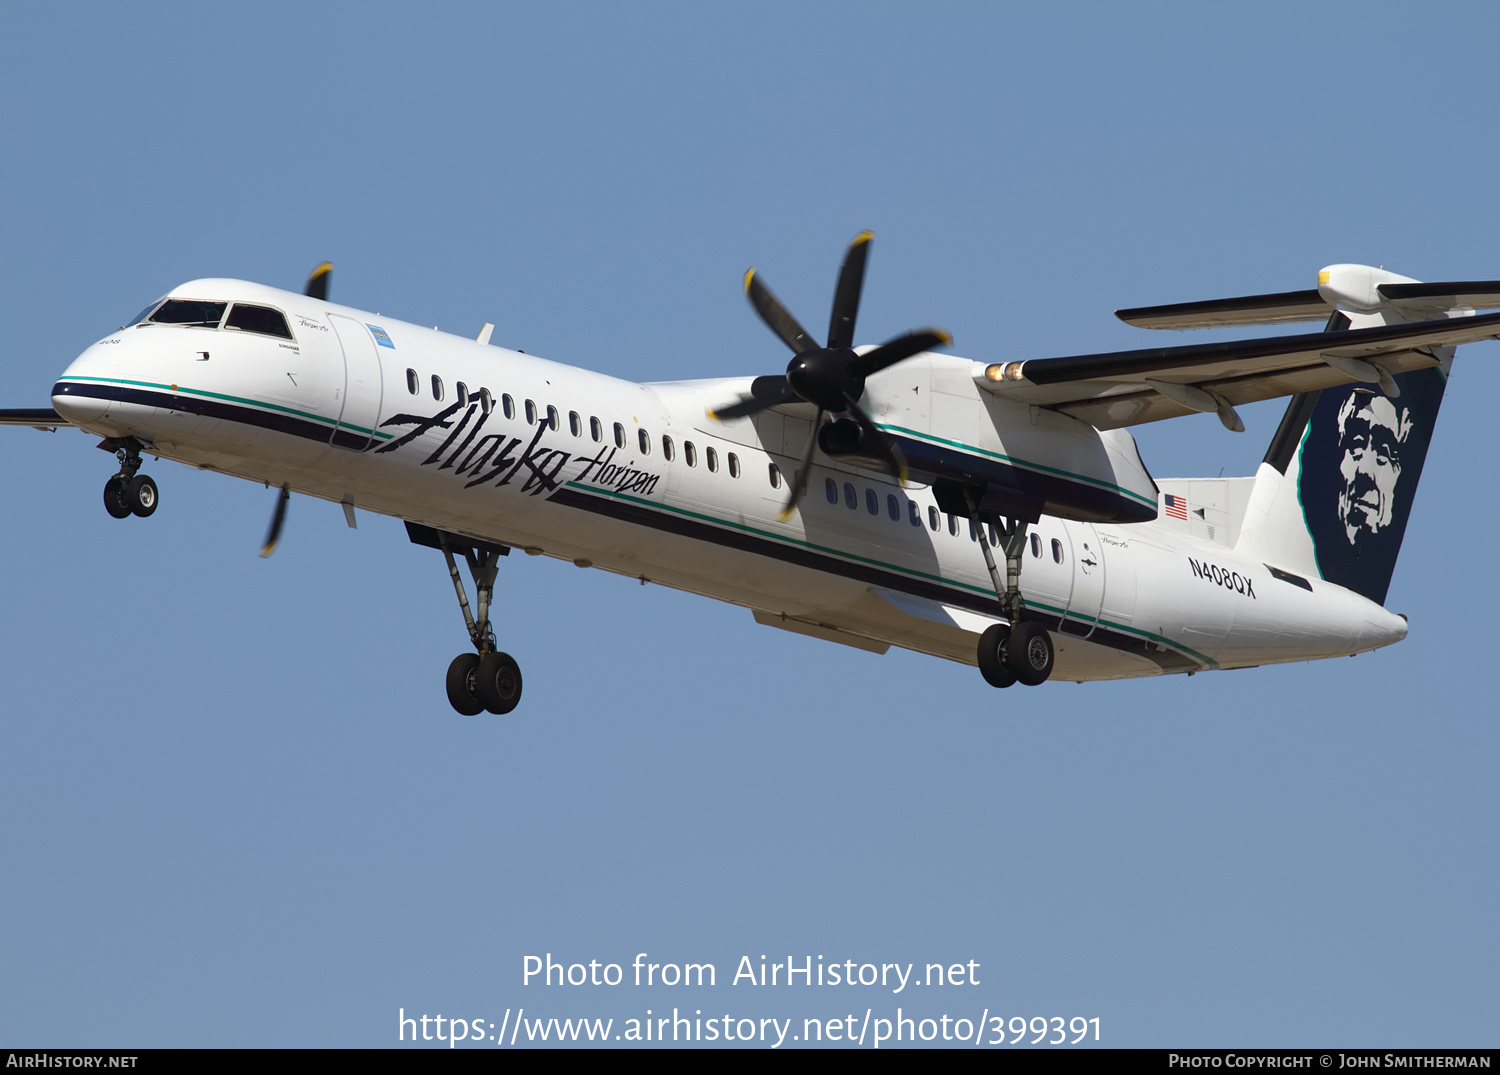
[127,300,163,326]
[149,299,227,327]
[225,303,293,340]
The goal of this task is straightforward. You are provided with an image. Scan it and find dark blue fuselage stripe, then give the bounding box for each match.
[56,378,1190,672]
[53,381,374,451]
[548,486,1193,673]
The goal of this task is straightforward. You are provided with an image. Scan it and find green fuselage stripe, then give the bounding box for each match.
[60,375,394,440]
[564,480,1217,668]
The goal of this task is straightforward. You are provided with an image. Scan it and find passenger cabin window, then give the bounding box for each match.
[769,464,782,489]
[502,394,515,420]
[479,388,494,416]
[525,400,537,425]
[826,477,837,503]
[909,502,921,527]
[456,381,469,406]
[948,514,958,536]
[547,405,559,431]
[569,411,581,437]
[149,299,227,327]
[844,482,856,509]
[1051,538,1064,564]
[888,494,900,521]
[928,506,939,531]
[728,453,740,478]
[638,428,651,455]
[406,369,419,395]
[1030,533,1041,558]
[431,375,444,401]
[685,441,697,467]
[662,435,675,462]
[706,447,718,473]
[866,488,879,515]
[613,423,626,449]
[590,416,603,442]
[225,303,293,340]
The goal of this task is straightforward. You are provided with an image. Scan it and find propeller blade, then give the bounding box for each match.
[304,262,332,300]
[259,484,290,558]
[849,328,952,378]
[708,380,799,422]
[827,230,873,350]
[842,393,908,486]
[778,408,825,521]
[744,269,819,355]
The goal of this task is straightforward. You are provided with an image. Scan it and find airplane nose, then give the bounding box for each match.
[52,380,110,425]
[52,342,120,428]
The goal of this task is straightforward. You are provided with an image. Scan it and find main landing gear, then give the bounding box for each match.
[99,437,158,519]
[406,522,525,716]
[964,490,1054,689]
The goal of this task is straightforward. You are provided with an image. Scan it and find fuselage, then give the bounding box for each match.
[51,279,1408,682]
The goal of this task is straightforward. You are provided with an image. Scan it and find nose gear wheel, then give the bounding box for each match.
[98,437,159,520]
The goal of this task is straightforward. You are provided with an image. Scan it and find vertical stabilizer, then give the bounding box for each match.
[1237,350,1450,606]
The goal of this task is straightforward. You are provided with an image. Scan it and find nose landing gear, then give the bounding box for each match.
[99,438,158,519]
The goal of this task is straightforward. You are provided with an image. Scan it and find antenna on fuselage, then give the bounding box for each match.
[304,262,332,301]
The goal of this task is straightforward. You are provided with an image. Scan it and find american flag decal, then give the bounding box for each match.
[1164,493,1188,520]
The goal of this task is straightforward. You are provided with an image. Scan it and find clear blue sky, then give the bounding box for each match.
[1,1,1495,1048]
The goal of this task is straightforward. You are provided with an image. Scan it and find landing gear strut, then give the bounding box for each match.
[99,437,158,519]
[409,522,524,716]
[964,489,1054,688]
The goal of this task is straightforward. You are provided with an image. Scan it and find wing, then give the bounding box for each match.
[1115,289,1330,330]
[0,408,71,429]
[979,311,1500,430]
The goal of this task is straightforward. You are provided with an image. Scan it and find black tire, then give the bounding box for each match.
[977,623,1016,688]
[445,653,484,716]
[1006,620,1055,686]
[475,651,523,714]
[103,477,132,519]
[126,474,158,518]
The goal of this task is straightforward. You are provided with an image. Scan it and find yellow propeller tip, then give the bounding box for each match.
[852,230,873,245]
[777,506,798,522]
[935,330,953,345]
[743,268,756,293]
[706,409,720,422]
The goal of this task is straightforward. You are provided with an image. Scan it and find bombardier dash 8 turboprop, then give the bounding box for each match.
[4,237,1498,714]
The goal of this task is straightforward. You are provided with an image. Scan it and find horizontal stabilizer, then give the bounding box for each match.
[1116,289,1329,330]
[0,408,70,428]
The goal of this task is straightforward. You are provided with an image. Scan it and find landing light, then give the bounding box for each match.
[983,362,1026,382]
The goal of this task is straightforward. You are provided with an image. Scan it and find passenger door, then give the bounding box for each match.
[327,315,384,451]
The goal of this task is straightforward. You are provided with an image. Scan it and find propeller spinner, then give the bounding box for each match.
[710,232,950,519]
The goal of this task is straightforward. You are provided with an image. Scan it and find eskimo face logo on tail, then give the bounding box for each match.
[1298,368,1446,605]
[1335,391,1414,545]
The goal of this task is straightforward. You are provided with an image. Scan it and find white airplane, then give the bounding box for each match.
[5,238,1498,714]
